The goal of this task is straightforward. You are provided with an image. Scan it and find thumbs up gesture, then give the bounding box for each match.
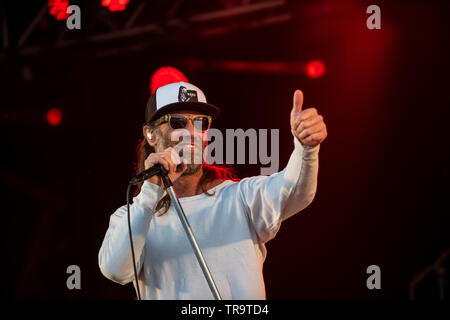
[290,90,327,147]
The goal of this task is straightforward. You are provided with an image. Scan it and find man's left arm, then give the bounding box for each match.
[283,88,328,217]
[238,89,327,243]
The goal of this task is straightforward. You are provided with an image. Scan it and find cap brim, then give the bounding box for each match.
[150,102,220,123]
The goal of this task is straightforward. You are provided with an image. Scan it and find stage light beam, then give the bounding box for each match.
[150,66,189,94]
[102,0,130,12]
[48,0,70,21]
[46,108,63,126]
[306,60,326,79]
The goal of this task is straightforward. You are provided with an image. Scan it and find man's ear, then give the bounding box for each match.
[143,126,157,148]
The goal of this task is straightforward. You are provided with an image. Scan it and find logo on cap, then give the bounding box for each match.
[178,86,198,103]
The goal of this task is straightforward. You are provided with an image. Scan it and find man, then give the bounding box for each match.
[98,81,327,299]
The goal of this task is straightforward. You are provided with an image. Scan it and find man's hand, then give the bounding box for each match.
[290,90,327,147]
[144,147,188,186]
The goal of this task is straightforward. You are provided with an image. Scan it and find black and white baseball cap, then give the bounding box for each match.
[145,82,220,124]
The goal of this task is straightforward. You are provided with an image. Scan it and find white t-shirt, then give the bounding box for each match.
[99,138,320,299]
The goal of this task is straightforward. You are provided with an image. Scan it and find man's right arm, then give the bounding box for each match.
[98,181,164,284]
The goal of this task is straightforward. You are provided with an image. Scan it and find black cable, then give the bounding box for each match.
[126,183,142,300]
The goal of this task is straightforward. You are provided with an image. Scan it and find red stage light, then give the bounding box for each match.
[46,108,63,126]
[102,0,130,12]
[48,0,70,21]
[150,67,189,94]
[306,60,326,79]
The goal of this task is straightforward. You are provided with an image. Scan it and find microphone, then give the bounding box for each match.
[129,147,188,185]
[129,164,167,185]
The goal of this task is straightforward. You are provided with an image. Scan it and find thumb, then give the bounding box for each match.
[292,89,304,113]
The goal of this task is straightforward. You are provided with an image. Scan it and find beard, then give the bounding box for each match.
[181,163,202,176]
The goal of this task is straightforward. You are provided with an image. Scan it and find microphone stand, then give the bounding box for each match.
[409,248,450,300]
[129,165,222,300]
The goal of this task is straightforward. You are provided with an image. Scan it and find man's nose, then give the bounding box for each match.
[184,120,203,137]
[173,122,203,144]
[184,119,195,131]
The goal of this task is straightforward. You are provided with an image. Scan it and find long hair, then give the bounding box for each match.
[134,129,236,216]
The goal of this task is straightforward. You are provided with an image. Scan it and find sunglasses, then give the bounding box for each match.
[151,114,212,131]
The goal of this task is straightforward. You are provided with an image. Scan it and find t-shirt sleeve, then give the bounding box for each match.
[237,137,320,243]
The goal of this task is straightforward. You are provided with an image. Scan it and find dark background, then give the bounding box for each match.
[1,0,449,300]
